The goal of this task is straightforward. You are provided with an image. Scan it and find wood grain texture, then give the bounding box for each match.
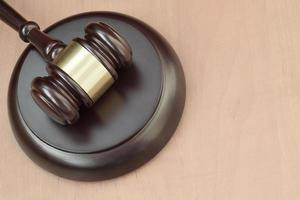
[1,0,300,199]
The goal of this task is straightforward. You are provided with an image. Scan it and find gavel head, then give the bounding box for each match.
[31,22,132,125]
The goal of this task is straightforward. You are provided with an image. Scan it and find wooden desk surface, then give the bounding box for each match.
[1,0,300,199]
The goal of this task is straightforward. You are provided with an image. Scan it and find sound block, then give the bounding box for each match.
[8,12,185,181]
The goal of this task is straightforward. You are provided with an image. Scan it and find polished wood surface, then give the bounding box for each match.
[1,0,300,199]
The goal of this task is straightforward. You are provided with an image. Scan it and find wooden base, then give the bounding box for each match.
[8,12,185,181]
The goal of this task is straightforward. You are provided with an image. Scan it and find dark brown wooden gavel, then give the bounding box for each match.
[0,1,132,125]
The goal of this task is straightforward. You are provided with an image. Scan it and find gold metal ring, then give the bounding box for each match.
[52,41,114,102]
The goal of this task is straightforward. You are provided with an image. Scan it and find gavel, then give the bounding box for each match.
[0,1,132,125]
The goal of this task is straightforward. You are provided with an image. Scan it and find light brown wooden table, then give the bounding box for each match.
[1,0,300,199]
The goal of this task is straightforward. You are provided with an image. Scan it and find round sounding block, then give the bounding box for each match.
[8,12,186,181]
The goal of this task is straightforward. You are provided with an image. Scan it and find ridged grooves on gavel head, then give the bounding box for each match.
[30,22,133,125]
[74,22,133,79]
[31,64,92,125]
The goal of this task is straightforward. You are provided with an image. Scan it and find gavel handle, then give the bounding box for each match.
[0,0,27,31]
[0,0,65,62]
